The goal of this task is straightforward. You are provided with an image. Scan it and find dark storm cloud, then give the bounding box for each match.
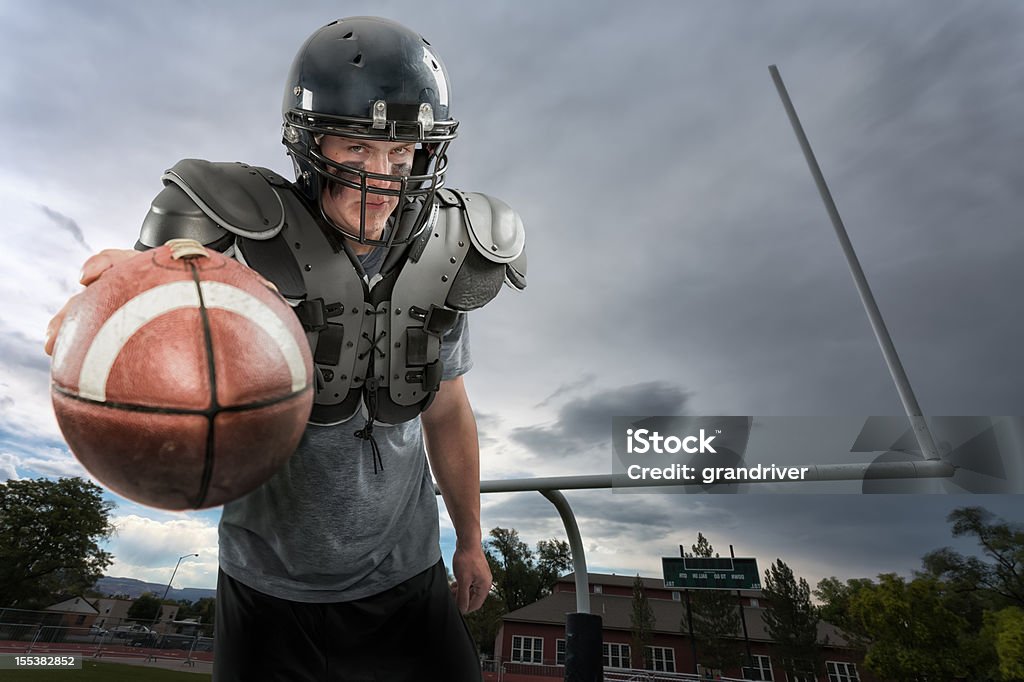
[484,490,729,543]
[510,381,690,456]
[457,1,1024,419]
[37,205,92,252]
[746,3,1024,416]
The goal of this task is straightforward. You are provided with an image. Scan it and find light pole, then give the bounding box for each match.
[150,553,199,637]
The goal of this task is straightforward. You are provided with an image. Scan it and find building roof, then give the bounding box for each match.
[44,597,99,614]
[509,575,854,648]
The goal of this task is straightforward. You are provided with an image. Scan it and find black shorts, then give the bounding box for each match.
[213,560,482,681]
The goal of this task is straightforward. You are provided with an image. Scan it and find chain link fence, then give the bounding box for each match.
[0,607,213,665]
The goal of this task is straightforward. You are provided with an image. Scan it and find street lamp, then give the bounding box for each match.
[150,553,199,636]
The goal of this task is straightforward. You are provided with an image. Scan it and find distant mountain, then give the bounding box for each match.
[94,577,216,602]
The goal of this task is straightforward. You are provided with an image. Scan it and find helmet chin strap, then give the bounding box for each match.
[380,198,430,275]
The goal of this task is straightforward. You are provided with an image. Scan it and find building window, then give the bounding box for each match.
[751,654,773,681]
[699,666,723,680]
[645,646,676,672]
[784,659,817,682]
[672,591,682,602]
[75,615,86,625]
[511,636,543,664]
[556,639,566,665]
[749,598,759,608]
[594,584,603,594]
[826,661,859,682]
[603,642,630,669]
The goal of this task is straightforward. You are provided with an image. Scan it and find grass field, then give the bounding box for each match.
[2,659,211,680]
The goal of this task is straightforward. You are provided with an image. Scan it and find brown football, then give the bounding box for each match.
[50,239,313,510]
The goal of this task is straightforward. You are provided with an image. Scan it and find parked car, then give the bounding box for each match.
[88,625,109,637]
[129,632,161,647]
[110,624,152,638]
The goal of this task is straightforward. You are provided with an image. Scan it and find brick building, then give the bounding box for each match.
[493,573,872,682]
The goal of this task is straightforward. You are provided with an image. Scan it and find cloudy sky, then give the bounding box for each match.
[2,0,1022,594]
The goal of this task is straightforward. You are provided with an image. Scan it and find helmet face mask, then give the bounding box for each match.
[281,17,458,248]
[286,127,453,247]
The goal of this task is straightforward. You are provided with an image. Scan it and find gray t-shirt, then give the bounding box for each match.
[218,245,473,602]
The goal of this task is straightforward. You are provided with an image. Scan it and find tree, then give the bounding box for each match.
[536,539,573,595]
[127,592,162,623]
[684,533,744,673]
[762,559,820,680]
[193,597,216,634]
[986,606,1024,681]
[691,532,716,560]
[484,527,571,612]
[175,597,216,636]
[914,506,1024,680]
[175,598,198,620]
[814,576,873,647]
[0,477,114,608]
[474,527,572,656]
[486,527,534,612]
[921,506,1024,608]
[846,573,968,682]
[630,574,655,669]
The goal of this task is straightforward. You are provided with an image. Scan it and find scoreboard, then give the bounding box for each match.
[662,556,761,590]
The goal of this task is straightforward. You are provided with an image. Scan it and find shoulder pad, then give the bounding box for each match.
[137,183,234,251]
[161,159,286,240]
[505,250,526,290]
[437,189,525,264]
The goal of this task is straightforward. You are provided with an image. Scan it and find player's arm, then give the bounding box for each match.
[420,375,492,614]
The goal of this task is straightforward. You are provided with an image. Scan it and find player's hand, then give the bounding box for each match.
[44,248,141,356]
[450,543,492,614]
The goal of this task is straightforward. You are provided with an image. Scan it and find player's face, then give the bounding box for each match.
[319,135,414,246]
